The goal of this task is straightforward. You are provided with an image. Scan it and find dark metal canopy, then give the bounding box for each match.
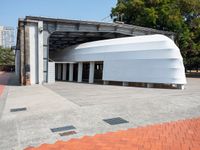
[49,31,131,51]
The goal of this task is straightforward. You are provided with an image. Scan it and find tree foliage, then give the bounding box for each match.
[111,0,200,70]
[0,46,15,65]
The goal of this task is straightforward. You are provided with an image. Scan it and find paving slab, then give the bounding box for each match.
[0,74,200,150]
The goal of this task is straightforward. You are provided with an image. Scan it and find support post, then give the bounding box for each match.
[147,83,153,88]
[103,81,109,85]
[89,62,95,84]
[57,64,62,80]
[78,62,83,82]
[69,63,74,82]
[177,84,184,90]
[62,64,67,80]
[122,82,129,86]
[19,22,25,85]
[24,24,30,85]
[38,21,44,84]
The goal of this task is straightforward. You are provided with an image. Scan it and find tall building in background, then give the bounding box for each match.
[0,26,15,48]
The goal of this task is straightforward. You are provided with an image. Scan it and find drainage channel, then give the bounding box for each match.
[103,117,129,125]
[50,117,129,137]
[10,107,27,112]
[50,125,77,137]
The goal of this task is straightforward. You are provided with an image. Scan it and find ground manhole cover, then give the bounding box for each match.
[59,131,77,136]
[51,125,76,132]
[10,107,27,112]
[103,117,129,125]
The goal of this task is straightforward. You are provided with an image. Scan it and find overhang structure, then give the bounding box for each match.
[15,16,175,85]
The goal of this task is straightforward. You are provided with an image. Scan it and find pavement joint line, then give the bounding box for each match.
[50,125,76,133]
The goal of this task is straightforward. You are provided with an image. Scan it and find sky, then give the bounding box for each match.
[0,0,117,29]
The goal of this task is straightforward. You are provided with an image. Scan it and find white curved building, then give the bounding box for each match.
[52,34,186,89]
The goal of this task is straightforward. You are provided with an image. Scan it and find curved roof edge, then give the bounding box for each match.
[75,34,175,49]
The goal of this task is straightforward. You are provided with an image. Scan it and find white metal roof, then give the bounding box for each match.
[52,34,186,84]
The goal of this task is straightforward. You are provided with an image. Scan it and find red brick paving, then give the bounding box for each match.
[0,85,5,96]
[25,117,200,150]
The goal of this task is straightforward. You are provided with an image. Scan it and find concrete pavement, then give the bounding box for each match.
[0,73,200,150]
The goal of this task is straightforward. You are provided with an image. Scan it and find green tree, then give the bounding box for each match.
[111,0,200,71]
[0,46,15,65]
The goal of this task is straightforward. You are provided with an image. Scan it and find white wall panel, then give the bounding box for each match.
[29,24,38,84]
[38,21,44,84]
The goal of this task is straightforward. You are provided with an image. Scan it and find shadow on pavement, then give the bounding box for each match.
[0,72,20,86]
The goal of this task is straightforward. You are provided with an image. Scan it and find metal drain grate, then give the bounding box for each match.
[10,107,27,112]
[51,125,76,133]
[103,117,129,125]
[59,131,77,136]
